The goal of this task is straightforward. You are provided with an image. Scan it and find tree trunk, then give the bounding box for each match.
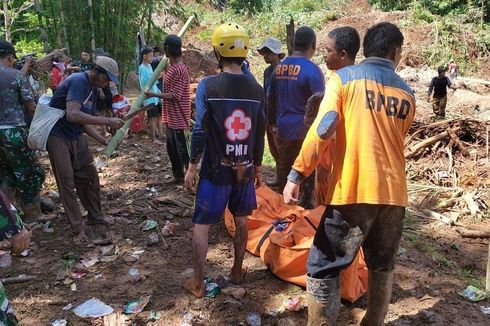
[88,0,96,55]
[34,0,49,52]
[58,0,70,53]
[3,0,12,42]
[286,17,295,56]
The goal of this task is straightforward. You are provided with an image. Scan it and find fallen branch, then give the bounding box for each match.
[405,127,461,158]
[1,274,37,284]
[422,209,454,226]
[456,228,490,238]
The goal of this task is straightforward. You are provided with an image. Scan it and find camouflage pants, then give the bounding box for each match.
[0,127,45,207]
[0,282,17,326]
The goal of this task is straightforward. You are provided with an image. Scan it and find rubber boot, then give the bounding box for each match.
[306,274,340,326]
[360,270,394,326]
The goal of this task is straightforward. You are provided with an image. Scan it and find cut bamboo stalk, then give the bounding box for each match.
[95,15,195,169]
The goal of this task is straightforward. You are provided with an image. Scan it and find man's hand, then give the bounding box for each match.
[185,164,198,192]
[254,166,263,188]
[144,91,154,99]
[105,117,124,130]
[283,180,300,205]
[10,228,30,255]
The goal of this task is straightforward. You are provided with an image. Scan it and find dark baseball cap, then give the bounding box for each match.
[0,40,17,58]
[438,65,448,74]
[164,35,182,48]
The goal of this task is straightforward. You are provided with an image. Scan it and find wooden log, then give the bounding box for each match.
[405,127,461,158]
[1,274,37,284]
[456,228,490,238]
[286,17,295,56]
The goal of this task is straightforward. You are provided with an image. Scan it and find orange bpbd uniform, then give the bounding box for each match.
[293,57,416,207]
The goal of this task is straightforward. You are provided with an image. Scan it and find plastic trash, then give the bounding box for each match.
[283,296,304,312]
[246,312,262,326]
[0,251,12,268]
[481,306,490,315]
[272,220,288,232]
[73,298,114,318]
[124,295,151,314]
[80,257,99,268]
[205,278,221,298]
[128,267,141,282]
[71,283,77,291]
[147,233,159,246]
[51,320,67,326]
[149,310,161,321]
[180,312,194,326]
[71,272,87,279]
[42,221,54,233]
[62,303,73,311]
[459,285,490,302]
[162,220,176,236]
[140,219,158,231]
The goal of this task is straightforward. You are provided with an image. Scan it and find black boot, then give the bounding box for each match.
[360,270,394,326]
[306,274,340,326]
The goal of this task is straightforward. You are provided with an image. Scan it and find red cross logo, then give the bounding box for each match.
[225,109,251,141]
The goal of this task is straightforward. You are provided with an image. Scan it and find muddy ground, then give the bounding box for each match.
[1,116,489,326]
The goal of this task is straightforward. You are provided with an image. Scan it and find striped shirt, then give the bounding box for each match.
[163,63,191,130]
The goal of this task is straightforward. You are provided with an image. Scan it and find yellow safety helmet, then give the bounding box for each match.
[211,22,250,58]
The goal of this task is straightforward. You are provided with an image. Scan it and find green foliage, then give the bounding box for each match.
[14,38,45,57]
[410,1,435,22]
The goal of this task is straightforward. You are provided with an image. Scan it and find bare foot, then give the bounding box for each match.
[230,266,248,285]
[73,231,90,246]
[351,308,366,325]
[87,216,115,226]
[182,277,204,298]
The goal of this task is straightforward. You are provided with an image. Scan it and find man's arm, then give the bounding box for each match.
[283,75,341,203]
[66,101,122,129]
[184,80,209,191]
[189,81,209,166]
[267,70,277,128]
[428,78,434,97]
[304,91,325,128]
[83,125,108,145]
[19,72,36,117]
[254,94,267,165]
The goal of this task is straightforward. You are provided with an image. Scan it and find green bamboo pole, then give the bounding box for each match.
[95,15,195,169]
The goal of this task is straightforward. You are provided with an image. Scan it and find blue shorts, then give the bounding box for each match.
[192,178,257,225]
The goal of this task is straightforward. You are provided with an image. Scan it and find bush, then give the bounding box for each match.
[14,38,46,57]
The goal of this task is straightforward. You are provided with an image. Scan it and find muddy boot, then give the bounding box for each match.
[360,270,394,326]
[306,274,340,326]
[21,201,42,221]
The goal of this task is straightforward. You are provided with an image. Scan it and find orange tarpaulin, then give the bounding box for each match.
[224,185,368,303]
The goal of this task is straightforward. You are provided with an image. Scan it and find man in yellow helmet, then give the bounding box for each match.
[183,23,266,298]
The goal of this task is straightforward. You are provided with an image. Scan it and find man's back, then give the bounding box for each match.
[318,57,415,206]
[0,64,32,127]
[272,57,324,140]
[430,76,451,98]
[192,73,265,184]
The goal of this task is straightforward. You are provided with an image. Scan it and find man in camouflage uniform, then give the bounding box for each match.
[0,189,31,325]
[0,40,44,220]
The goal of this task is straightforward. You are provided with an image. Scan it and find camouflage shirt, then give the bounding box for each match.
[0,63,35,127]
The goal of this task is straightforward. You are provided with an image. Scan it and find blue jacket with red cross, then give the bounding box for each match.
[190,72,266,185]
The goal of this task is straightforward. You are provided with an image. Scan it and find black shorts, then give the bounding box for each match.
[307,204,405,279]
[147,102,162,119]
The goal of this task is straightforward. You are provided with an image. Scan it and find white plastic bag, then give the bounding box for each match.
[27,94,65,150]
